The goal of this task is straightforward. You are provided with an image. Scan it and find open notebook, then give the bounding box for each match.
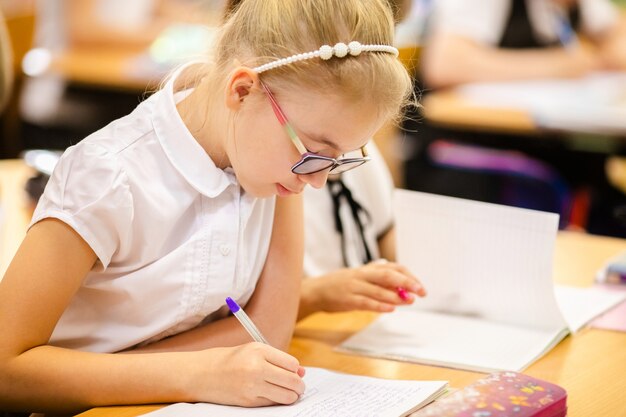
[338,190,626,373]
[140,367,447,417]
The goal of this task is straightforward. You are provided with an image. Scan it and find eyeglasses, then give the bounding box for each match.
[260,81,370,175]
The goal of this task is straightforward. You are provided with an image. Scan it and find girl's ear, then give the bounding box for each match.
[225,66,260,110]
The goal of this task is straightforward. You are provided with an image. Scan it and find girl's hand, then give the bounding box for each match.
[561,44,605,77]
[191,343,306,407]
[300,260,426,318]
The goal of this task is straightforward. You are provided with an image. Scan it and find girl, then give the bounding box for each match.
[0,0,413,414]
[226,0,426,323]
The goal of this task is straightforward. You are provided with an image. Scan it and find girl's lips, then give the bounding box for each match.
[276,183,295,196]
[276,183,304,196]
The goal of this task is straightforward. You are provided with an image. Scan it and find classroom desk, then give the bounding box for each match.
[0,160,624,417]
[0,159,34,278]
[74,238,626,415]
[421,90,537,135]
[420,88,626,152]
[47,48,162,92]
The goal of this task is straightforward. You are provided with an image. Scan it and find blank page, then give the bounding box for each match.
[339,310,568,373]
[555,284,626,332]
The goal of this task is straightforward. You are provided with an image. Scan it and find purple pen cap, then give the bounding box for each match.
[225,297,240,313]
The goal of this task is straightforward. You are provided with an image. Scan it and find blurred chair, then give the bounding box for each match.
[0,3,35,157]
[426,140,573,228]
[0,10,12,115]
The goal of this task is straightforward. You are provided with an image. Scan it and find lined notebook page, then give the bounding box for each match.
[393,190,564,330]
[141,367,447,417]
[339,190,571,372]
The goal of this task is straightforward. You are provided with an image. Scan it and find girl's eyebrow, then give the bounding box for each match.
[305,132,341,151]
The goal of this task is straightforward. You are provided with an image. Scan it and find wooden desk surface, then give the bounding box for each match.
[48,48,163,92]
[1,160,625,417]
[421,88,626,147]
[75,236,626,417]
[421,91,537,135]
[0,159,34,278]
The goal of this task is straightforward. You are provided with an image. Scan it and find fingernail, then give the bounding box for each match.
[396,287,409,301]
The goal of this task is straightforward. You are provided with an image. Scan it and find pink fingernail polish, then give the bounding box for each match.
[397,287,409,301]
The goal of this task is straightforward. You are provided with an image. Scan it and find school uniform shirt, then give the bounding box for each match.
[303,142,394,277]
[430,0,618,47]
[30,68,275,353]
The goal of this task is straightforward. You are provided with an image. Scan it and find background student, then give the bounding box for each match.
[404,0,626,237]
[421,0,626,88]
[0,0,414,414]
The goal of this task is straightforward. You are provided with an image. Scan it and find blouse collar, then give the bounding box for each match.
[151,64,237,197]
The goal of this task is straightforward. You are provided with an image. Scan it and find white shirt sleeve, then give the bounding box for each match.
[578,0,619,37]
[431,0,512,45]
[30,142,134,268]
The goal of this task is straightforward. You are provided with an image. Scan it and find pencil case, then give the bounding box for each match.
[413,371,567,417]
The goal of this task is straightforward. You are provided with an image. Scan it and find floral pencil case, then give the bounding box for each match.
[412,371,567,417]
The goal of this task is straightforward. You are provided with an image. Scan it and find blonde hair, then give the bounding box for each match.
[180,0,414,123]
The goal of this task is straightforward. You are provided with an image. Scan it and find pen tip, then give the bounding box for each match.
[225,297,240,313]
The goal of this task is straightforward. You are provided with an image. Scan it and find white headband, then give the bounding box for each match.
[252,41,399,74]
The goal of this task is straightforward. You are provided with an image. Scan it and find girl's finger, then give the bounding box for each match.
[362,266,426,297]
[352,279,409,305]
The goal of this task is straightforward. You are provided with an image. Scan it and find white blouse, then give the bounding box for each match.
[302,142,394,277]
[31,68,276,353]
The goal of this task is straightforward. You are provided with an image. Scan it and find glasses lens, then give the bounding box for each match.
[292,156,335,175]
[329,159,368,174]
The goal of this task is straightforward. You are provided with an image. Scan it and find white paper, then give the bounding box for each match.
[140,367,447,417]
[338,310,568,373]
[554,284,626,332]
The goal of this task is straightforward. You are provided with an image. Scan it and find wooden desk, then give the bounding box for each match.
[420,88,626,151]
[0,159,34,278]
[421,91,537,135]
[73,230,626,417]
[48,48,162,92]
[1,160,624,417]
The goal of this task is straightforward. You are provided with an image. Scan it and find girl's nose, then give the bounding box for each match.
[299,169,330,189]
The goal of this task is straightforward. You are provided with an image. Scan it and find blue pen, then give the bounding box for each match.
[226,297,269,344]
[554,7,579,50]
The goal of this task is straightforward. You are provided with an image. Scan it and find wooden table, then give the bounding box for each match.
[75,237,626,416]
[1,160,625,417]
[0,159,34,278]
[47,48,162,92]
[420,88,626,153]
[421,90,537,135]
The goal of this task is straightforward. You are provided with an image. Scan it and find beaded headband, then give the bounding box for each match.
[252,41,399,74]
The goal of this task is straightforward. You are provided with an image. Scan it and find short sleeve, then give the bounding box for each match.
[579,0,619,37]
[30,142,133,269]
[431,0,511,45]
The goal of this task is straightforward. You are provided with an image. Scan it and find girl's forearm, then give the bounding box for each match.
[0,345,198,413]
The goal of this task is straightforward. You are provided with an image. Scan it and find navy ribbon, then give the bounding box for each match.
[327,177,373,266]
